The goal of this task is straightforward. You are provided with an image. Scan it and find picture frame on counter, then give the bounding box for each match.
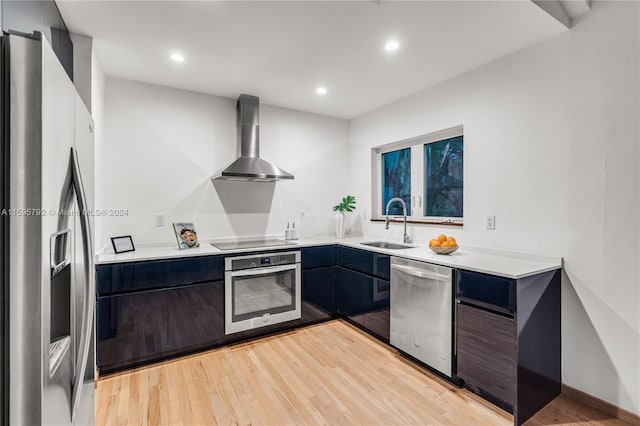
[110,235,135,254]
[173,222,200,249]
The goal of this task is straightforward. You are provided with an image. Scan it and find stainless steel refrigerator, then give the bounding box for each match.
[0,32,95,425]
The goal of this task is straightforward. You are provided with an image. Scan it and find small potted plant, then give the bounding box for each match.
[332,195,356,238]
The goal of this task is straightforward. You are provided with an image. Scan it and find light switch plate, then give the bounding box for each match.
[486,215,496,230]
[155,214,165,227]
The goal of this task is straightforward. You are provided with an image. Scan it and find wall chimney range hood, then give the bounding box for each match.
[212,94,294,182]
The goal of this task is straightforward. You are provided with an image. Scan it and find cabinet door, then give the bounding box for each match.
[166,256,225,288]
[166,281,224,355]
[96,289,167,372]
[457,303,516,410]
[457,270,516,315]
[339,247,390,280]
[339,268,368,329]
[365,278,390,342]
[97,256,225,295]
[96,261,167,295]
[302,266,337,322]
[339,268,390,340]
[302,246,337,269]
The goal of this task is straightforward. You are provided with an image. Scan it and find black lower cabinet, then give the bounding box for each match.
[456,268,561,425]
[302,267,338,322]
[365,278,390,342]
[338,268,368,330]
[456,303,516,411]
[166,281,225,356]
[97,281,225,372]
[96,289,167,372]
[339,267,390,342]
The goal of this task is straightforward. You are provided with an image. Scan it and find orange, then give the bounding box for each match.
[437,234,447,243]
[447,236,457,244]
[445,241,457,247]
[429,239,439,246]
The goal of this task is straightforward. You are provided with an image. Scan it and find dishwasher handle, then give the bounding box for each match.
[392,263,451,281]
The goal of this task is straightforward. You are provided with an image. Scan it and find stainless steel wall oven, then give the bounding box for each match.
[225,251,301,334]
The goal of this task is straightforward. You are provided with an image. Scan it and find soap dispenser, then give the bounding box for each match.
[285,222,292,240]
[291,222,298,240]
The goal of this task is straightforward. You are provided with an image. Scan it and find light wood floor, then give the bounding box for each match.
[96,320,632,426]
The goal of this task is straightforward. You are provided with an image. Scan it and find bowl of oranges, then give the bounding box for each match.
[429,234,458,254]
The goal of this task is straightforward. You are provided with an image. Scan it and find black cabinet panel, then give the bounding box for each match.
[338,267,368,323]
[302,267,338,321]
[96,261,166,295]
[96,256,224,295]
[339,267,389,341]
[365,278,390,342]
[515,269,562,425]
[165,256,224,287]
[457,303,516,411]
[166,281,224,355]
[96,289,167,372]
[301,245,337,269]
[339,246,390,280]
[455,269,561,424]
[457,269,516,315]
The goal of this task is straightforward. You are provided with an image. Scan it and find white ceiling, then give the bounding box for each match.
[57,1,567,119]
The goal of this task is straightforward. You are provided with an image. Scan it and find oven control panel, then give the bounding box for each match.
[226,251,300,271]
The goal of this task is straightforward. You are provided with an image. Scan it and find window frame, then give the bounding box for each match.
[371,125,464,225]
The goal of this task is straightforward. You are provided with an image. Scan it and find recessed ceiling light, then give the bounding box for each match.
[170,53,185,63]
[384,40,400,52]
[315,87,328,96]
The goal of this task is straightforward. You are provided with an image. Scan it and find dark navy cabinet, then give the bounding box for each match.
[96,289,167,372]
[302,267,338,320]
[166,281,225,356]
[301,246,339,324]
[339,246,390,280]
[301,245,337,269]
[457,269,516,315]
[96,255,225,373]
[455,268,561,425]
[96,256,224,295]
[337,247,390,342]
[337,268,368,329]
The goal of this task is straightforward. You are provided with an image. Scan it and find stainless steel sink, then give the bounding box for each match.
[361,241,415,250]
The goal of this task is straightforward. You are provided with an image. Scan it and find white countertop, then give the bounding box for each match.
[96,236,562,279]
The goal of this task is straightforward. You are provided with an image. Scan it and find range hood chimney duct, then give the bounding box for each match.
[212,94,294,182]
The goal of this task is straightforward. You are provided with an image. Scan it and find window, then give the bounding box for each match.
[382,148,411,216]
[424,136,463,217]
[372,126,463,224]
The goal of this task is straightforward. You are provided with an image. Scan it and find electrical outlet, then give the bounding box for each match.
[486,215,495,230]
[155,214,165,227]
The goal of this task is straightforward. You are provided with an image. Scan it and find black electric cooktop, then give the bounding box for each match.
[211,239,297,251]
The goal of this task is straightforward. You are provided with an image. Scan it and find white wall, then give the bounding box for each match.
[349,0,639,414]
[100,77,349,246]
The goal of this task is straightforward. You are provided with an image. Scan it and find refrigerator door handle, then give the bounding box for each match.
[67,148,94,421]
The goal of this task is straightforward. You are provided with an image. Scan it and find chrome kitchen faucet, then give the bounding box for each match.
[385,197,411,244]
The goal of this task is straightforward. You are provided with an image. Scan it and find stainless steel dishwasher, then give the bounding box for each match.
[390,257,453,377]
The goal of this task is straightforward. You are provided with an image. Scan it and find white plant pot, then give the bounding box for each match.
[334,211,345,239]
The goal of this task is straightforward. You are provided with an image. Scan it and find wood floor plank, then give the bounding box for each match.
[96,320,634,426]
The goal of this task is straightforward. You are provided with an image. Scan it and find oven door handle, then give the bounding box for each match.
[230,264,297,277]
